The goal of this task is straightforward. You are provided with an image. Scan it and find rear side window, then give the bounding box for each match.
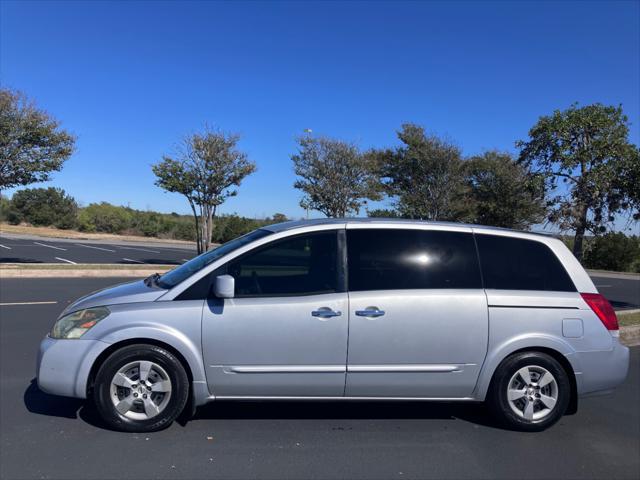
[475,234,576,292]
[347,229,482,291]
[225,231,339,297]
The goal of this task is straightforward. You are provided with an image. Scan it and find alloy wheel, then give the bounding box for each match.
[506,365,558,421]
[109,360,172,420]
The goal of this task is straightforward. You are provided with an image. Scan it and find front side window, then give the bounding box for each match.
[158,229,272,289]
[347,229,482,291]
[225,231,339,297]
[475,234,576,292]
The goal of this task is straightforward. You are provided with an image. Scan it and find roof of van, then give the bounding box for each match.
[262,217,554,237]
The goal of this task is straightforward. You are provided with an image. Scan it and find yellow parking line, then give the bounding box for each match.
[0,301,58,306]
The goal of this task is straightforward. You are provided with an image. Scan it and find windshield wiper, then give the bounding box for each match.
[144,272,162,287]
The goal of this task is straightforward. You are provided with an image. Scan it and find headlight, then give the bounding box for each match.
[50,307,110,339]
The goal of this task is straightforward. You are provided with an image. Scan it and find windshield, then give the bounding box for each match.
[158,229,273,289]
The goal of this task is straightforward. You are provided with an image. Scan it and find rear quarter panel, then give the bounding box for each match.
[473,290,616,400]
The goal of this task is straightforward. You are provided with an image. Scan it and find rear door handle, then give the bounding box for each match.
[311,308,342,318]
[355,308,385,318]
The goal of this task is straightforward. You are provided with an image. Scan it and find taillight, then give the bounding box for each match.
[581,293,619,332]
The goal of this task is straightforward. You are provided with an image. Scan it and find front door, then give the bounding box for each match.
[345,227,488,398]
[202,229,348,397]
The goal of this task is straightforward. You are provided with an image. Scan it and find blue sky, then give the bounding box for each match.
[1,0,639,221]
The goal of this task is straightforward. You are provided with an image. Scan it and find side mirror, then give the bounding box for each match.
[213,274,235,299]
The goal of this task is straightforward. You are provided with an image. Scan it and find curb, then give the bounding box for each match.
[0,264,173,278]
[0,269,172,278]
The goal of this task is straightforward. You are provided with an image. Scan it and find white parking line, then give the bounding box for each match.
[34,241,67,251]
[123,258,145,264]
[75,243,116,252]
[0,244,11,250]
[55,257,77,264]
[0,301,58,306]
[118,246,160,254]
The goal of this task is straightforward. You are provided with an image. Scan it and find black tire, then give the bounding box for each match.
[93,344,189,432]
[487,351,571,432]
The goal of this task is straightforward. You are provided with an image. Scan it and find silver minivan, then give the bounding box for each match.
[37,219,629,432]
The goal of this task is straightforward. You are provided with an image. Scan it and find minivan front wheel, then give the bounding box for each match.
[488,351,570,431]
[93,344,189,432]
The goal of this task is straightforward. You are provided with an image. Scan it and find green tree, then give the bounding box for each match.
[0,89,75,194]
[615,151,640,221]
[366,208,400,218]
[465,151,546,229]
[153,128,256,253]
[373,124,468,220]
[517,103,640,260]
[270,213,289,224]
[292,135,381,218]
[582,232,640,273]
[151,156,202,249]
[10,187,78,229]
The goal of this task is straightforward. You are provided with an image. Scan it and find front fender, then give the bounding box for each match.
[70,324,210,404]
[473,333,581,400]
[77,299,210,404]
[97,324,207,383]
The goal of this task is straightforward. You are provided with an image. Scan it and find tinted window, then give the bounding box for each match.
[475,234,575,292]
[347,229,482,291]
[226,232,339,297]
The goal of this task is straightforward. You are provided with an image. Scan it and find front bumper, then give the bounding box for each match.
[37,336,109,399]
[574,338,630,396]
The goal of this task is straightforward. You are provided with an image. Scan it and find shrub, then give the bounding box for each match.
[0,196,21,224]
[171,219,197,241]
[582,232,640,272]
[10,187,78,229]
[78,202,133,233]
[212,214,268,243]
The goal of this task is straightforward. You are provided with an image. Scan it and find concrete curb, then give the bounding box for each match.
[621,325,640,347]
[0,269,172,278]
[0,264,173,278]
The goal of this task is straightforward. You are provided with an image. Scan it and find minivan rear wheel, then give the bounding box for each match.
[93,344,189,432]
[488,351,570,431]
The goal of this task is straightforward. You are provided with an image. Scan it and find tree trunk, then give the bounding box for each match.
[205,207,213,251]
[199,205,216,252]
[188,200,202,255]
[199,205,209,253]
[572,204,588,262]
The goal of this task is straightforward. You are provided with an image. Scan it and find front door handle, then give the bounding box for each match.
[311,308,342,318]
[355,308,385,318]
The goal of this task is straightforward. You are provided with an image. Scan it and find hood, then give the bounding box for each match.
[61,279,167,316]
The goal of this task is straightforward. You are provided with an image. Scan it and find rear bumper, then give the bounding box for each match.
[37,336,109,399]
[574,338,629,396]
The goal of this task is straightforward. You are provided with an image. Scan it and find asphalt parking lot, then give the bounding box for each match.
[591,274,640,310]
[0,277,639,480]
[0,234,196,265]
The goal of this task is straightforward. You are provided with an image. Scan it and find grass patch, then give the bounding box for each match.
[618,311,640,327]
